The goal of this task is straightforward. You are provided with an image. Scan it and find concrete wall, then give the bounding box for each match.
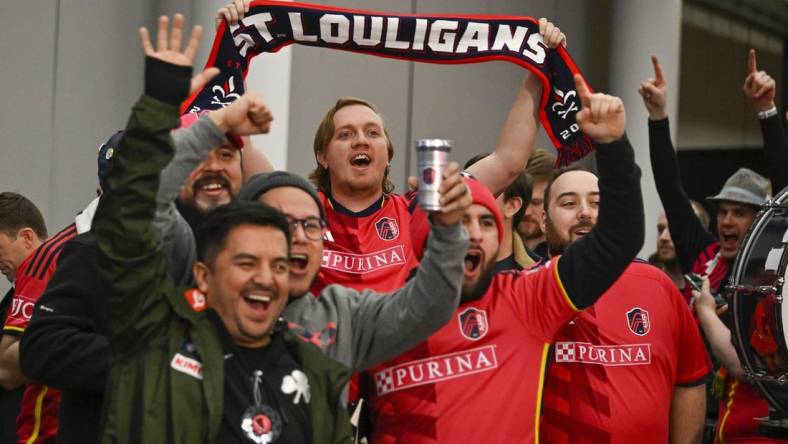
[0,0,152,294]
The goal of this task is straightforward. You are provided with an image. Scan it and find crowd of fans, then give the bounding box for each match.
[0,2,786,443]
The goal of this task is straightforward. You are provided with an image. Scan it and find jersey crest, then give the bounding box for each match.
[626,307,650,336]
[375,217,399,241]
[458,307,489,340]
[423,167,436,185]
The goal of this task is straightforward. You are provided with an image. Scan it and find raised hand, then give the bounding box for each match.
[432,163,472,227]
[538,18,567,49]
[743,49,776,113]
[209,91,274,136]
[140,14,201,67]
[638,55,668,120]
[574,74,625,144]
[139,14,218,94]
[216,0,251,28]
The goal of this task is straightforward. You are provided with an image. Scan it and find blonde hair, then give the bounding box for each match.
[309,97,395,194]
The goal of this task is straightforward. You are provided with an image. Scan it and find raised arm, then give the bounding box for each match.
[155,92,273,284]
[466,18,565,196]
[639,56,715,272]
[93,15,202,347]
[744,49,788,192]
[557,75,644,309]
[348,163,471,370]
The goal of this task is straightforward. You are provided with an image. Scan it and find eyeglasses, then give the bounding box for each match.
[285,216,327,241]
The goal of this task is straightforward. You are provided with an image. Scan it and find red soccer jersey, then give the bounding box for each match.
[363,259,577,443]
[313,192,420,293]
[3,223,76,444]
[540,262,712,444]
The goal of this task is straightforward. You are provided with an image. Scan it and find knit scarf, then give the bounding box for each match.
[183,0,595,165]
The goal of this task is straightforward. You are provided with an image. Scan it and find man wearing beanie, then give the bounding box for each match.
[239,165,472,375]
[363,76,645,442]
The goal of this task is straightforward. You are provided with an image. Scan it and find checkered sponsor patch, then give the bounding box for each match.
[554,342,651,366]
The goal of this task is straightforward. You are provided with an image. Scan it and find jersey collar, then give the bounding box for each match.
[326,193,386,217]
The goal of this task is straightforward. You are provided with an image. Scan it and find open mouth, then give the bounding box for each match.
[720,232,739,247]
[464,250,482,275]
[193,174,231,196]
[243,293,272,313]
[350,153,371,167]
[289,253,309,272]
[571,223,594,238]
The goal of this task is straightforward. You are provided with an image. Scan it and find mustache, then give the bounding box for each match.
[241,283,276,297]
[570,221,595,232]
[192,173,231,193]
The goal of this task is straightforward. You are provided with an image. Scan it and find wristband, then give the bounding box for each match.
[757,106,777,120]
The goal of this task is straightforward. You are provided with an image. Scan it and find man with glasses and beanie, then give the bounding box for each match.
[238,167,473,377]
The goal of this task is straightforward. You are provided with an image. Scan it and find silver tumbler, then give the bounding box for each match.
[415,139,452,212]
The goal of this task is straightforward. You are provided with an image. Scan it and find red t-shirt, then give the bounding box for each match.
[540,262,712,444]
[3,223,76,444]
[364,259,578,443]
[312,192,419,294]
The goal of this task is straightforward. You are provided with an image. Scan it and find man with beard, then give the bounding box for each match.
[537,167,711,444]
[238,164,471,375]
[518,148,556,262]
[362,75,645,442]
[464,153,534,271]
[649,201,709,292]
[640,51,788,443]
[175,126,244,227]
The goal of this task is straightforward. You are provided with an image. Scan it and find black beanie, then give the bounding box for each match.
[239,171,325,220]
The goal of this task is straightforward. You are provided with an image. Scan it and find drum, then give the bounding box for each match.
[730,186,788,415]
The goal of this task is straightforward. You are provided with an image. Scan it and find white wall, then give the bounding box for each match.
[0,0,150,294]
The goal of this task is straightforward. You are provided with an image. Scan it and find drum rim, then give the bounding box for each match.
[731,185,788,413]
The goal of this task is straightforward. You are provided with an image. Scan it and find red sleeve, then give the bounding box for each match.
[2,261,38,336]
[672,283,712,385]
[508,258,580,342]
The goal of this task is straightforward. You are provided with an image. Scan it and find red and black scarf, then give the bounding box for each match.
[183,0,595,165]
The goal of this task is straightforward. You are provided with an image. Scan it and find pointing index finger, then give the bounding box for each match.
[574,74,591,107]
[651,55,664,82]
[748,48,757,73]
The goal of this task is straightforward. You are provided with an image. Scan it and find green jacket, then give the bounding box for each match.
[93,93,353,443]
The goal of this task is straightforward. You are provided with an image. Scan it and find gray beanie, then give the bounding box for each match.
[239,171,325,220]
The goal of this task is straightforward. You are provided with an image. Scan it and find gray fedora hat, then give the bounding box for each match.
[706,167,769,207]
